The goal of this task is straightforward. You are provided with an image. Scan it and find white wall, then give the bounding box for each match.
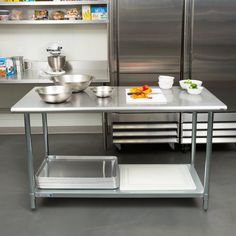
[0,24,108,131]
[0,113,101,127]
[0,24,107,61]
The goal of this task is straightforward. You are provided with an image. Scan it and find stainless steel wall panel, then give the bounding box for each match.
[118,73,180,86]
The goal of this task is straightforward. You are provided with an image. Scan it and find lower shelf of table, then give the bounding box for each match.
[35,163,204,198]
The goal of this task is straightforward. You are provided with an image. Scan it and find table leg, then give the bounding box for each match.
[102,112,108,151]
[203,111,214,211]
[24,113,36,210]
[191,112,197,167]
[42,113,49,157]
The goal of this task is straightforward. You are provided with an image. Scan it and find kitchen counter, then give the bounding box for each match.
[0,60,109,84]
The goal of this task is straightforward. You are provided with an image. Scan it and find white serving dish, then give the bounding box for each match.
[158,81,173,89]
[180,80,202,90]
[187,86,203,95]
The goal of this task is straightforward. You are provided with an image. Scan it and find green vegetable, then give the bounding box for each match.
[184,80,192,84]
[189,83,198,89]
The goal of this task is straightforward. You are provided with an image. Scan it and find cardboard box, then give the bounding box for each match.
[91,6,107,20]
[82,5,91,20]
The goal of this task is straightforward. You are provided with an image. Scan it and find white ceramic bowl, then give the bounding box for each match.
[158,81,173,89]
[179,80,202,90]
[187,86,203,95]
[158,75,175,83]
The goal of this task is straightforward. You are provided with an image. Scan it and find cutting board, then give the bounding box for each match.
[119,164,196,191]
[126,88,167,104]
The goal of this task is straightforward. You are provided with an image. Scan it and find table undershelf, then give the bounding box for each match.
[35,163,204,198]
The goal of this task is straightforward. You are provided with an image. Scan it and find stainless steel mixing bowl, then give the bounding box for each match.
[35,86,72,103]
[54,74,94,93]
[92,86,113,98]
[48,56,66,72]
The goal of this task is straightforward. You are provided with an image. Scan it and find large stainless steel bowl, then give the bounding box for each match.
[48,56,66,72]
[54,74,93,93]
[35,86,72,103]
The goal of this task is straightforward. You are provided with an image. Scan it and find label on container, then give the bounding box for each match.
[91,6,107,20]
[6,58,15,77]
[82,5,91,20]
[0,57,6,77]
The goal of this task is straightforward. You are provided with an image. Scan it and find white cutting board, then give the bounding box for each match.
[119,164,196,191]
[126,88,167,104]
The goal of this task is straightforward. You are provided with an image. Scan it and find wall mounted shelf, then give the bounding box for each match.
[0,1,108,7]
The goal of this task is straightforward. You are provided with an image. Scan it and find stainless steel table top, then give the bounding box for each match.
[11,86,227,113]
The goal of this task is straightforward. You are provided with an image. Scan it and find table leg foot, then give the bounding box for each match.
[203,194,209,211]
[30,193,36,210]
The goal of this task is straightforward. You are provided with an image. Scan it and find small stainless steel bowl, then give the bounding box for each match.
[54,74,93,93]
[92,86,113,98]
[35,85,72,104]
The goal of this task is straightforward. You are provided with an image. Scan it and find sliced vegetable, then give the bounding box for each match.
[189,83,198,89]
[142,85,149,91]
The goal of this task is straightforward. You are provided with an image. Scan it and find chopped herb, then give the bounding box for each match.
[184,80,192,84]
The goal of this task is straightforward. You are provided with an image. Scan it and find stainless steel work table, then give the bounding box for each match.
[11,86,227,210]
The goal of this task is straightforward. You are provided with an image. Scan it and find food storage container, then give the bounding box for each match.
[0,10,9,21]
[34,10,48,20]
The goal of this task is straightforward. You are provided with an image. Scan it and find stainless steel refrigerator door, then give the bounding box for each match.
[192,0,236,82]
[192,0,236,111]
[116,0,183,78]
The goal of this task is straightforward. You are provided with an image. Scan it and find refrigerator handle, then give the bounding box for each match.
[181,0,195,80]
[108,0,119,86]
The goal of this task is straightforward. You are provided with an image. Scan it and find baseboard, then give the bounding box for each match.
[0,126,102,135]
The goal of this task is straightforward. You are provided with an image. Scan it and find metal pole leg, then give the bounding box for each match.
[191,112,197,167]
[42,113,49,157]
[203,112,214,211]
[102,112,108,151]
[24,113,36,210]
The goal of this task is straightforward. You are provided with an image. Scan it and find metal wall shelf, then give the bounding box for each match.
[0,1,108,7]
[0,20,108,25]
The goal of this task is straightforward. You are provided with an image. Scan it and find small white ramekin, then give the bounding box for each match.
[158,81,174,89]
